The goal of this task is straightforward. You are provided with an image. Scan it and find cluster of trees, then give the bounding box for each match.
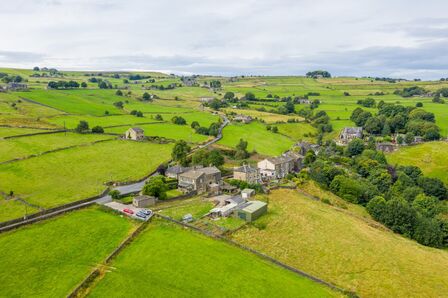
[130,110,143,117]
[306,70,331,78]
[142,175,176,200]
[171,140,191,166]
[74,120,104,134]
[394,86,428,97]
[350,103,440,140]
[191,149,224,167]
[0,74,24,83]
[266,125,278,133]
[235,138,250,159]
[191,121,220,137]
[128,74,150,80]
[205,80,221,89]
[171,116,187,125]
[88,77,113,89]
[357,98,376,107]
[309,139,448,248]
[372,77,400,83]
[433,88,448,104]
[113,101,124,109]
[47,80,81,89]
[150,84,177,90]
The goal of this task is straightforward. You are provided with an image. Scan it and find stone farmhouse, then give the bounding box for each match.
[178,166,221,194]
[257,150,305,180]
[376,142,396,152]
[339,127,363,144]
[125,127,145,141]
[165,165,203,179]
[233,164,261,184]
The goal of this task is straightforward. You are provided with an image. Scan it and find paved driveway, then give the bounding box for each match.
[104,201,153,221]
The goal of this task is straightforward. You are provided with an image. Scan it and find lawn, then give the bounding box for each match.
[231,189,448,297]
[0,140,173,213]
[387,141,448,184]
[0,206,135,297]
[276,122,317,142]
[88,219,338,297]
[218,121,294,156]
[0,132,113,163]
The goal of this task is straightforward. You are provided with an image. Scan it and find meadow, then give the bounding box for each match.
[218,121,295,156]
[0,206,135,297]
[0,140,173,212]
[231,189,448,297]
[88,218,338,297]
[387,142,448,184]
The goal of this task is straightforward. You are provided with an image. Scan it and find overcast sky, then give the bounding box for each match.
[1,0,447,79]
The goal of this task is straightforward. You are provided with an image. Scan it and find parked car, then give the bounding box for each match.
[123,208,134,215]
[135,211,147,219]
[141,209,153,216]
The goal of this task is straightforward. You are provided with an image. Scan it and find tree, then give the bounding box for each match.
[412,194,440,218]
[142,92,151,101]
[416,102,423,107]
[223,91,235,100]
[109,190,121,200]
[171,116,186,125]
[142,176,168,199]
[113,101,124,109]
[235,139,249,159]
[155,114,163,121]
[303,150,316,165]
[404,132,415,145]
[116,90,123,96]
[383,198,417,236]
[91,126,104,133]
[417,176,447,200]
[284,100,295,113]
[191,121,200,129]
[208,122,220,137]
[272,126,279,133]
[171,140,190,165]
[346,139,365,157]
[33,66,40,71]
[245,92,256,101]
[207,150,224,167]
[75,120,89,133]
[192,150,209,166]
[396,135,404,144]
[366,196,387,221]
[81,82,87,88]
[413,216,444,247]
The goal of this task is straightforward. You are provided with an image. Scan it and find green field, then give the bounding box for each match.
[0,207,135,297]
[0,140,172,212]
[276,122,317,142]
[232,189,448,297]
[218,121,295,156]
[387,142,448,184]
[0,132,113,163]
[0,127,49,138]
[88,219,338,297]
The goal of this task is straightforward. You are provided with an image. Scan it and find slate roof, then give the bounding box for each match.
[234,164,258,173]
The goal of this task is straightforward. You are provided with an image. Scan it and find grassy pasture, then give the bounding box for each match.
[0,132,113,163]
[225,108,302,123]
[16,89,127,116]
[218,121,294,156]
[0,140,173,211]
[0,206,135,297]
[45,114,161,129]
[231,189,448,297]
[276,122,317,142]
[0,127,49,138]
[88,219,338,297]
[387,141,448,184]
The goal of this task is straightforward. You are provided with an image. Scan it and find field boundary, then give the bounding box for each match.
[154,214,356,297]
[0,188,110,232]
[2,129,66,139]
[0,138,115,165]
[67,220,149,298]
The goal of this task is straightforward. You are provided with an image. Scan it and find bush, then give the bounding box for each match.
[109,190,121,200]
[75,120,89,133]
[171,116,187,125]
[91,126,104,133]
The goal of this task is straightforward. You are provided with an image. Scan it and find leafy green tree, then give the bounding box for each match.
[223,91,235,99]
[235,139,249,159]
[245,92,256,101]
[91,126,104,133]
[116,90,123,96]
[303,150,316,165]
[171,140,190,166]
[207,150,224,167]
[75,120,89,133]
[208,122,220,137]
[81,82,87,88]
[345,139,365,157]
[155,114,163,121]
[396,135,404,144]
[383,198,417,236]
[191,121,200,129]
[271,126,278,133]
[109,190,121,200]
[417,176,447,200]
[142,92,151,101]
[142,176,168,199]
[366,196,387,221]
[171,116,187,125]
[413,216,444,247]
[412,194,440,218]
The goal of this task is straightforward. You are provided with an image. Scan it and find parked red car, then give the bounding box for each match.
[123,208,134,215]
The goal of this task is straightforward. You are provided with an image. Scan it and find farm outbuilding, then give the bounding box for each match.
[133,195,157,207]
[236,200,267,222]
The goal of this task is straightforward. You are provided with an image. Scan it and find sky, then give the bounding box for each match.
[0,0,447,79]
